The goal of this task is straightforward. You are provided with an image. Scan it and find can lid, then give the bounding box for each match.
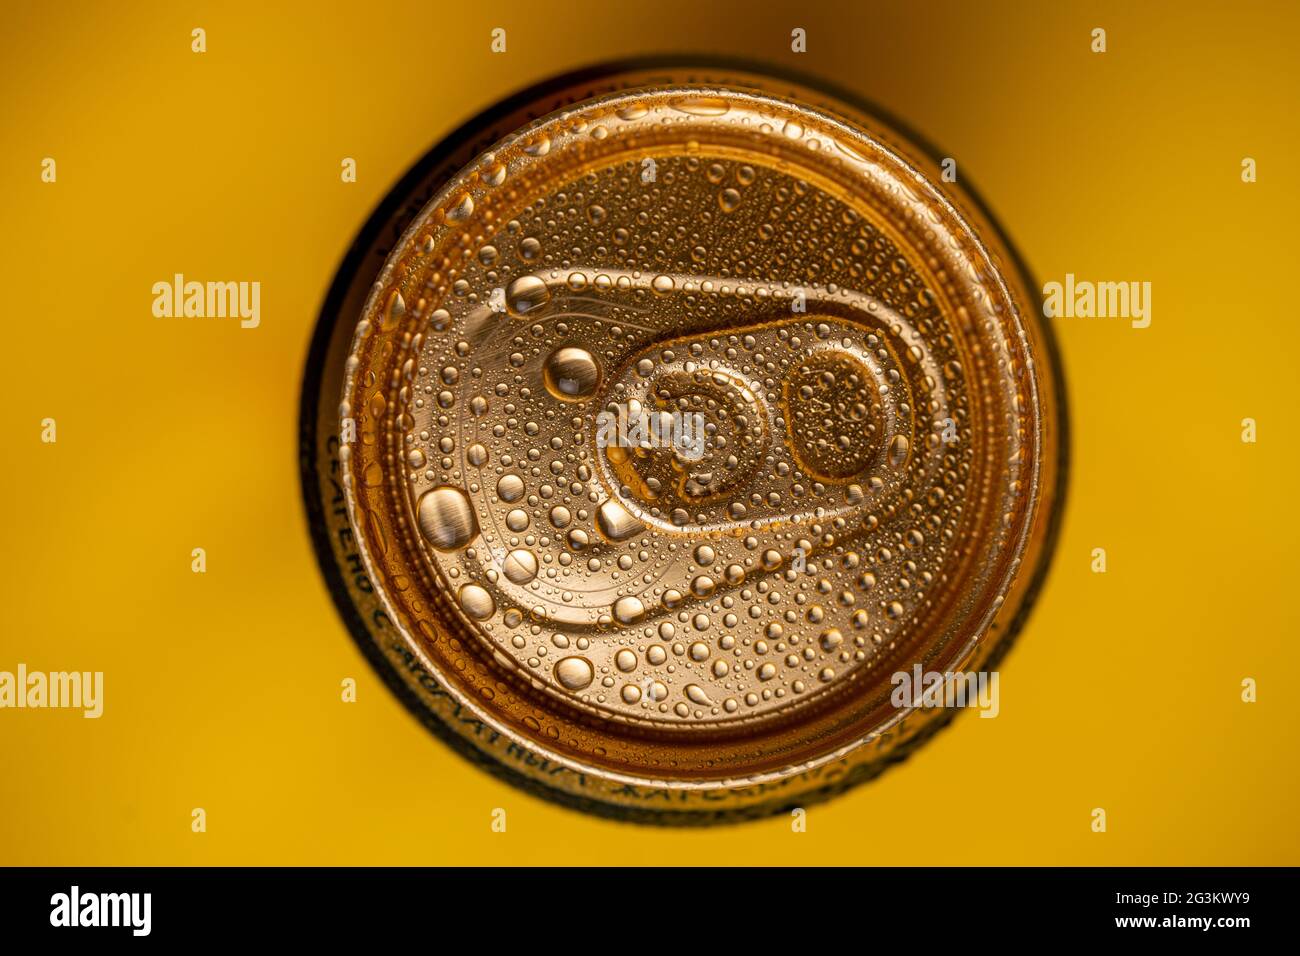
[339,82,1050,788]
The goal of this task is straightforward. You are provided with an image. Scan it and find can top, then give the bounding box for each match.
[339,83,1047,788]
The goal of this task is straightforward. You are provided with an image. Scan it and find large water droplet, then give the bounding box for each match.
[543,346,601,401]
[888,434,911,468]
[497,474,525,502]
[458,583,495,620]
[502,548,538,584]
[505,275,550,317]
[444,192,474,223]
[612,595,646,624]
[597,500,644,542]
[685,684,712,705]
[670,96,730,116]
[554,656,594,690]
[381,289,405,330]
[417,486,477,551]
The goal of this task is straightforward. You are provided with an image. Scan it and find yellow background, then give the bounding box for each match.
[2,0,1296,865]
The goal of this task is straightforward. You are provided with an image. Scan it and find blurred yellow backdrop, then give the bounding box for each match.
[2,0,1296,865]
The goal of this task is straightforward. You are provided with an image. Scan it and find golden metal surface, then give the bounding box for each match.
[307,65,1063,821]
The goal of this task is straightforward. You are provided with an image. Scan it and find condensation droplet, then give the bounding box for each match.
[417,486,477,551]
[888,434,911,468]
[502,549,539,584]
[597,500,644,542]
[613,595,646,624]
[505,275,550,317]
[671,96,730,116]
[543,347,601,401]
[554,656,594,690]
[458,583,495,619]
[445,192,474,223]
[497,474,525,502]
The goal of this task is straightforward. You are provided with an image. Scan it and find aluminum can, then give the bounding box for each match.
[300,62,1066,823]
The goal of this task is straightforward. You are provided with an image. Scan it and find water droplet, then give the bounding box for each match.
[554,656,593,690]
[613,595,646,624]
[458,583,494,619]
[685,684,712,705]
[497,474,525,502]
[671,96,730,116]
[416,486,477,551]
[543,346,601,401]
[502,549,538,584]
[381,289,405,329]
[597,500,644,542]
[888,434,911,468]
[506,275,550,316]
[445,192,474,223]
